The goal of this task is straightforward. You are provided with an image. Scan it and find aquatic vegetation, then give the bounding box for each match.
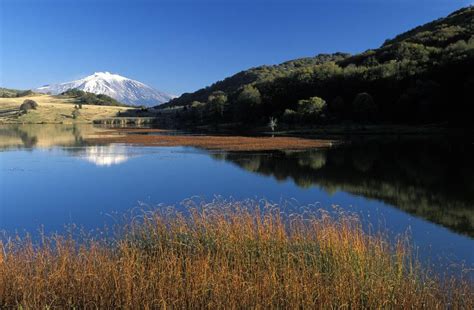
[88,129,334,151]
[0,199,472,308]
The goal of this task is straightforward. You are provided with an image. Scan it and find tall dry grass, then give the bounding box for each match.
[0,200,472,308]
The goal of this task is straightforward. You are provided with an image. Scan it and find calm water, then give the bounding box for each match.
[0,124,473,270]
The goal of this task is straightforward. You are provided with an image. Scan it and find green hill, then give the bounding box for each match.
[161,6,474,127]
[163,53,351,108]
[59,89,129,107]
[0,88,34,98]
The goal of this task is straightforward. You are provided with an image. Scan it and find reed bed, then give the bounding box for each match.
[0,199,472,308]
[87,131,333,151]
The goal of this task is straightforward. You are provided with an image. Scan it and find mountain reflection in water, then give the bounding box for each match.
[78,145,130,166]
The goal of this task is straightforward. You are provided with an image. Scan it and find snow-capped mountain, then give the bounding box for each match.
[35,72,173,106]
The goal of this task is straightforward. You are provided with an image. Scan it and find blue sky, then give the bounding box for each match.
[0,0,471,95]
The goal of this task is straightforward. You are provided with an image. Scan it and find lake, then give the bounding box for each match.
[0,124,473,271]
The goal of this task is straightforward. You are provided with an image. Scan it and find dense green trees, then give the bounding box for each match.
[329,96,345,117]
[207,91,227,121]
[298,97,326,115]
[282,109,298,124]
[162,6,474,127]
[352,93,376,121]
[297,97,326,122]
[235,85,261,122]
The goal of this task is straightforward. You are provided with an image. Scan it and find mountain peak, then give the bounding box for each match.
[93,71,109,77]
[36,72,173,106]
[85,72,129,83]
[92,71,119,78]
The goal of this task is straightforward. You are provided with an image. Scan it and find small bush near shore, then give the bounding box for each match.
[19,99,38,112]
[0,199,472,308]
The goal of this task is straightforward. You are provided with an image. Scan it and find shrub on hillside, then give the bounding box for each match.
[19,99,38,113]
[297,96,327,122]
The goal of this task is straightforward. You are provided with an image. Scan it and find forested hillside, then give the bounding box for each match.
[59,89,128,107]
[161,6,474,127]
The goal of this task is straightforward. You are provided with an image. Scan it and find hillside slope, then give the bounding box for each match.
[0,88,34,98]
[161,6,474,127]
[0,94,131,124]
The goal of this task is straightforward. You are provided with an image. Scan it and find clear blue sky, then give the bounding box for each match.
[0,0,471,95]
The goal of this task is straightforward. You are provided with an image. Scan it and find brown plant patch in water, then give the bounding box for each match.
[88,129,334,151]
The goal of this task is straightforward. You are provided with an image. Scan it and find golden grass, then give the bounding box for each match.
[0,200,472,308]
[0,94,131,124]
[88,129,334,151]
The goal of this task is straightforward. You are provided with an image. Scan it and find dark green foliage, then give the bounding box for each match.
[60,89,127,106]
[207,91,227,121]
[235,85,262,122]
[382,7,473,48]
[282,109,298,125]
[162,6,474,127]
[161,53,350,109]
[19,99,38,112]
[352,93,377,122]
[298,96,326,115]
[329,96,345,117]
[297,97,327,122]
[187,101,206,123]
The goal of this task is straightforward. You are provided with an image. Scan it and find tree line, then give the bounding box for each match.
[60,89,129,107]
[162,7,474,127]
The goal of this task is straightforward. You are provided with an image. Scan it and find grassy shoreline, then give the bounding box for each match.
[0,200,472,308]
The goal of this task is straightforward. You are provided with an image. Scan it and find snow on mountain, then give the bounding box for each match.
[35,72,174,106]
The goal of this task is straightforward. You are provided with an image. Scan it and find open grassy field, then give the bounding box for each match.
[0,200,472,308]
[0,94,131,124]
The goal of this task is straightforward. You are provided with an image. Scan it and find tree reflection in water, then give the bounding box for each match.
[213,138,474,237]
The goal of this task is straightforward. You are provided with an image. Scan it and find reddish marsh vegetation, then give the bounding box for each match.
[88,129,334,151]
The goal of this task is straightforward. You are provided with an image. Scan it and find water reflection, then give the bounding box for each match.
[212,139,474,237]
[76,145,130,166]
[0,125,135,167]
[1,124,473,238]
[0,124,95,149]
